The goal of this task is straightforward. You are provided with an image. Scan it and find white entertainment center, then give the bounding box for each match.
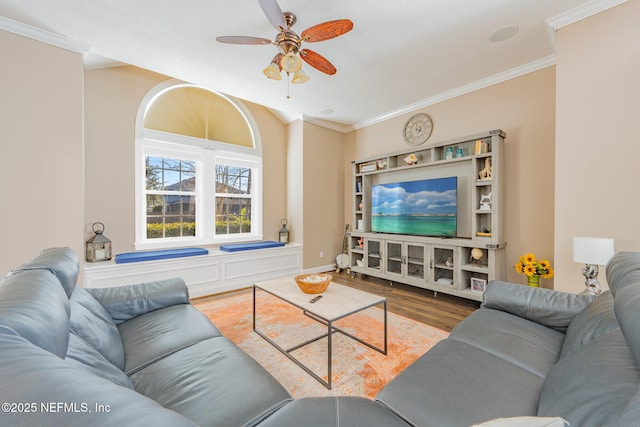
[349,129,506,302]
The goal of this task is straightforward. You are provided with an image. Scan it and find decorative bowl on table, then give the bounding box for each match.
[295,274,331,294]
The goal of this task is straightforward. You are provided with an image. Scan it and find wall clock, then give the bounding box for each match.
[403,113,433,146]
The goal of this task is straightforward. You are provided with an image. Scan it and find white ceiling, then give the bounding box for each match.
[0,0,626,132]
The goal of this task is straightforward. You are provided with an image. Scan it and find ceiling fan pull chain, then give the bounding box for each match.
[286,72,291,99]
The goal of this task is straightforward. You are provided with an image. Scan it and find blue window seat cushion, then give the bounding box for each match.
[115,248,209,264]
[219,241,285,252]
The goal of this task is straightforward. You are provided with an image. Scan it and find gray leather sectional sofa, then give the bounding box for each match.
[1,247,639,426]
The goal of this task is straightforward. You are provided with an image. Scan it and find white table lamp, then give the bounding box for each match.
[573,237,615,295]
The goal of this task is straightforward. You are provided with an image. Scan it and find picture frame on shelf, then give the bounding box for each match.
[470,277,487,293]
[359,162,377,173]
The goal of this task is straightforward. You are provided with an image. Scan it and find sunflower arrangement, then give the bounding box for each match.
[514,253,554,279]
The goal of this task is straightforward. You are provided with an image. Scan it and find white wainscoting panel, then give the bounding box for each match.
[83,243,302,298]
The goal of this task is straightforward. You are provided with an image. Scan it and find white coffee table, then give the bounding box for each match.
[253,276,387,389]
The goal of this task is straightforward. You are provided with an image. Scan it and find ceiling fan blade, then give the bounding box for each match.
[216,36,272,45]
[302,19,353,42]
[258,0,287,30]
[300,49,337,75]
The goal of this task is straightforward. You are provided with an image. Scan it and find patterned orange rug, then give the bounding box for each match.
[193,290,448,399]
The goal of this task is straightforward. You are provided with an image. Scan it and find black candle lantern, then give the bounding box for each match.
[279,219,289,244]
[86,222,112,262]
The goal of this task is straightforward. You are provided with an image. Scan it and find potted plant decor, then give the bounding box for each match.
[514,253,554,287]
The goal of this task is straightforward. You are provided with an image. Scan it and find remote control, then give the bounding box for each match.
[309,295,323,303]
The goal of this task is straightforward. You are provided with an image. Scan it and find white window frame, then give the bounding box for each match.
[211,152,262,244]
[134,81,263,250]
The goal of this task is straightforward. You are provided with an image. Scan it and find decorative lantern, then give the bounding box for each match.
[86,222,112,262]
[279,219,289,244]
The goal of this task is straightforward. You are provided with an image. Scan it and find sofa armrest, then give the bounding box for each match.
[85,278,190,324]
[481,280,595,332]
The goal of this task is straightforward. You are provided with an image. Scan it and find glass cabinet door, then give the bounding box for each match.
[385,241,403,277]
[432,246,456,288]
[406,243,426,281]
[366,238,382,271]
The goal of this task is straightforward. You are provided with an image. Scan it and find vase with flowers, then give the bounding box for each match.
[514,253,554,287]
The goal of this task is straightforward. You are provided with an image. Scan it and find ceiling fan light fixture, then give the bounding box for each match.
[291,69,310,84]
[281,52,302,73]
[263,62,282,80]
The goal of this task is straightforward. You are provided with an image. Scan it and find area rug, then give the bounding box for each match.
[193,290,448,399]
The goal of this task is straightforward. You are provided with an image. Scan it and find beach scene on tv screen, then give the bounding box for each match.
[371,177,457,237]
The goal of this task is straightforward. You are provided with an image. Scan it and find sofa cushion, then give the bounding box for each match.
[118,304,222,375]
[0,270,70,358]
[0,333,197,427]
[559,290,618,359]
[13,247,78,298]
[605,251,640,297]
[615,387,640,426]
[450,308,564,378]
[376,338,544,427]
[130,336,291,427]
[537,329,639,427]
[257,397,411,427]
[471,417,567,427]
[614,270,640,367]
[482,280,594,333]
[86,278,190,325]
[66,333,134,389]
[69,286,125,369]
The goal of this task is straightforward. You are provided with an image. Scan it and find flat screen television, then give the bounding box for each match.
[371,176,457,237]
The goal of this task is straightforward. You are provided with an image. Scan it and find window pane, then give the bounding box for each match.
[146,156,196,191]
[215,197,251,234]
[215,165,251,195]
[146,195,196,238]
[146,156,164,190]
[180,161,196,191]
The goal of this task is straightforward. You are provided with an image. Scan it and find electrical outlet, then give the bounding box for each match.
[319,251,324,258]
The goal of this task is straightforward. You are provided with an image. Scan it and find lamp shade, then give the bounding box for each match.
[263,62,282,80]
[573,237,615,265]
[281,52,302,73]
[291,69,310,84]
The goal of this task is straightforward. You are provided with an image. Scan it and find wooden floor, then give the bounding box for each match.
[328,271,479,332]
[194,271,479,333]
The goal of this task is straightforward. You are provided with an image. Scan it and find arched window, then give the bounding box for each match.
[135,80,263,249]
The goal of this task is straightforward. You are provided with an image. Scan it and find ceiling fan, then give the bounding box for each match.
[216,0,353,85]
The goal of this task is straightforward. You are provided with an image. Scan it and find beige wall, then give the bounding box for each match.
[286,119,304,245]
[0,30,85,274]
[84,66,167,254]
[84,66,288,255]
[251,103,288,242]
[554,0,640,293]
[345,67,557,286]
[302,122,346,269]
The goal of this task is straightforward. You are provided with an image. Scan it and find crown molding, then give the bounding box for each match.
[0,16,91,54]
[352,55,556,131]
[302,116,353,133]
[546,0,628,29]
[266,108,301,126]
